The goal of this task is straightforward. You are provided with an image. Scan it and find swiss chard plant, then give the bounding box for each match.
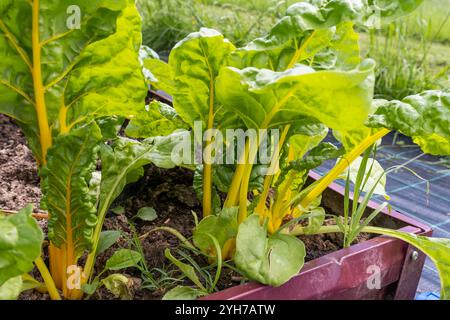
[141,0,450,299]
[0,0,182,299]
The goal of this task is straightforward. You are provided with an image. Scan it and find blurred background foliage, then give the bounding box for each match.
[137,0,449,100]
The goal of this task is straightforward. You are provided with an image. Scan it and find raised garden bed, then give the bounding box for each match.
[1,1,449,302]
[0,116,430,300]
[205,172,431,300]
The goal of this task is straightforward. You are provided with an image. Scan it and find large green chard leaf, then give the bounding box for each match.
[311,22,361,71]
[97,138,157,220]
[42,123,102,258]
[288,119,329,160]
[216,59,375,131]
[367,227,450,300]
[139,45,160,84]
[283,1,423,29]
[65,2,146,127]
[142,57,175,95]
[368,90,450,156]
[230,21,359,72]
[276,142,345,195]
[333,127,376,151]
[235,215,306,287]
[91,131,190,256]
[0,0,146,162]
[146,130,195,169]
[0,205,43,286]
[230,1,422,71]
[150,28,236,128]
[125,100,188,139]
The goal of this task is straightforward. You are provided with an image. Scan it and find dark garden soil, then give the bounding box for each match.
[1,115,368,300]
[0,114,41,211]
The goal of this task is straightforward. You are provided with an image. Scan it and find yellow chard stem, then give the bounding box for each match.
[224,141,249,208]
[299,129,390,210]
[255,125,290,215]
[202,72,216,217]
[203,162,213,217]
[202,111,215,217]
[34,257,61,300]
[238,138,259,223]
[32,0,66,294]
[287,31,317,69]
[32,0,52,163]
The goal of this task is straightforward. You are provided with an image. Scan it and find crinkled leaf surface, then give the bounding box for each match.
[146,28,235,128]
[101,274,132,300]
[145,130,194,169]
[216,60,375,131]
[94,133,188,256]
[125,101,188,139]
[277,142,344,191]
[0,0,146,162]
[282,0,424,29]
[98,138,157,219]
[368,90,450,156]
[170,28,235,127]
[230,1,422,71]
[288,120,329,160]
[275,143,344,214]
[142,58,175,94]
[42,123,102,258]
[139,45,160,84]
[0,205,43,286]
[235,215,306,287]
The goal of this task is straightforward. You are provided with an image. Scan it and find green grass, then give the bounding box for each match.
[362,19,450,100]
[138,0,276,55]
[356,0,450,99]
[404,0,450,44]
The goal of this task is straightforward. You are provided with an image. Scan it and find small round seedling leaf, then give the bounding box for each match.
[105,249,142,271]
[82,278,100,295]
[111,206,125,215]
[162,286,207,300]
[96,230,121,256]
[135,207,158,222]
